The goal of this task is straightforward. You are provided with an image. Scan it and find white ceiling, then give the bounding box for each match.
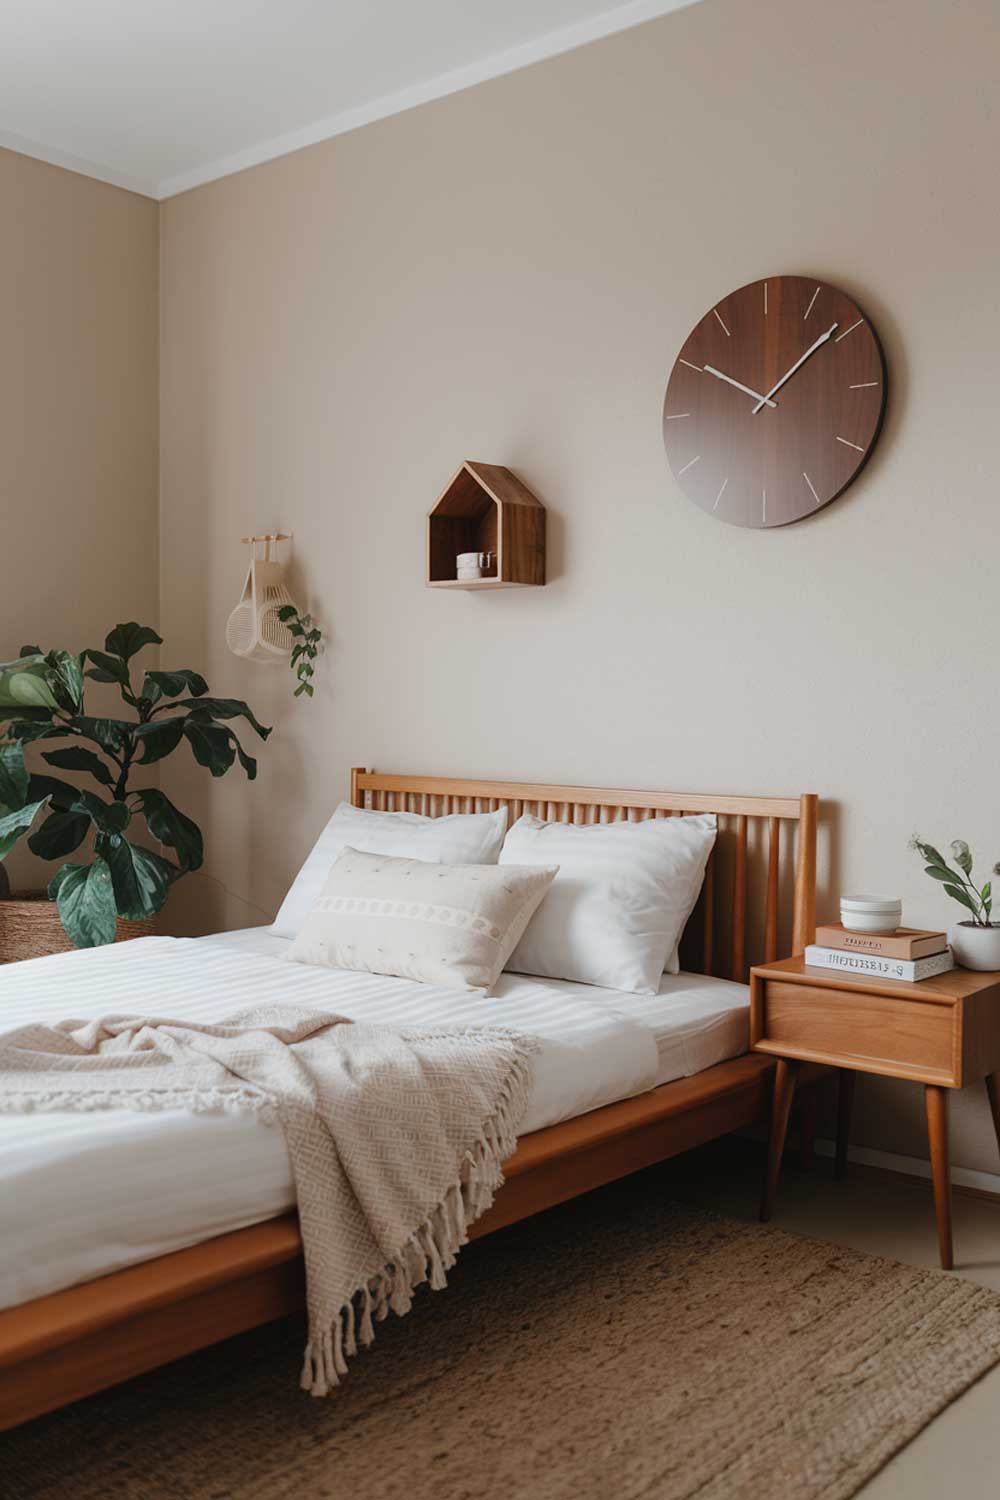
[0,0,699,200]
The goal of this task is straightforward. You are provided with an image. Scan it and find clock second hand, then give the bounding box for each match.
[751,323,839,414]
[702,365,777,408]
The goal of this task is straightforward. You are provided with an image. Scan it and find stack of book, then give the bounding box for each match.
[805,923,953,982]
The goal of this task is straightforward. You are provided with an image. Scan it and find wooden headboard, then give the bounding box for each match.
[351,769,818,984]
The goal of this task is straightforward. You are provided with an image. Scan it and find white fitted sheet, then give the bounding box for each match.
[0,929,749,1310]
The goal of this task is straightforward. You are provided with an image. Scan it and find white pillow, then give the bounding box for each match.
[288,848,558,993]
[272,801,508,939]
[500,813,716,994]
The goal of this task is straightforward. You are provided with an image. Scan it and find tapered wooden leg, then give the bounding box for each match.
[760,1058,798,1222]
[799,1088,817,1172]
[925,1084,953,1270]
[835,1069,856,1181]
[986,1073,1000,1162]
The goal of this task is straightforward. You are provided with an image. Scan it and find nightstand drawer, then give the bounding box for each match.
[754,979,958,1083]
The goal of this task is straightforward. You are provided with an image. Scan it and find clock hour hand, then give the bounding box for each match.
[751,323,839,414]
[702,365,777,408]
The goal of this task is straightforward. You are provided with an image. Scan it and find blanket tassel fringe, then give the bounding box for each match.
[300,1040,535,1396]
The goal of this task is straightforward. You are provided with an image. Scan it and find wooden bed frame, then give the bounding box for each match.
[0,770,818,1430]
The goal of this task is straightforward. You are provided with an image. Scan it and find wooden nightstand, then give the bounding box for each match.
[751,955,1000,1268]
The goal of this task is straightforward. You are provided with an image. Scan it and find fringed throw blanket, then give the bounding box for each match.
[0,1005,537,1394]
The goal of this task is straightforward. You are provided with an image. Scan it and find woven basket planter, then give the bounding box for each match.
[0,894,155,964]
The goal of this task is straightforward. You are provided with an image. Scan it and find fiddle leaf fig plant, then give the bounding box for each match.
[0,625,271,948]
[910,836,1000,927]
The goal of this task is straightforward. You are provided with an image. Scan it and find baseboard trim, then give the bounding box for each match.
[813,1136,1000,1202]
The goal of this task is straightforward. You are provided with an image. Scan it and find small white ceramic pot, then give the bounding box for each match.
[841,894,902,934]
[948,922,1000,972]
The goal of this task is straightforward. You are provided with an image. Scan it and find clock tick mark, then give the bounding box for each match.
[849,381,879,389]
[764,282,768,315]
[835,318,864,343]
[762,489,767,524]
[712,308,731,337]
[836,436,865,452]
[678,358,702,373]
[665,412,690,419]
[803,285,821,321]
[677,454,701,477]
[712,477,729,512]
[803,472,821,506]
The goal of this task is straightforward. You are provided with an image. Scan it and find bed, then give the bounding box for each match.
[0,769,818,1428]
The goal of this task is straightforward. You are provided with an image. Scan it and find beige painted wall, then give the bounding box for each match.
[1,148,159,889]
[159,0,1000,1171]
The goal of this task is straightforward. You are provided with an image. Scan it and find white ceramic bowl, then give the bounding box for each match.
[840,894,902,934]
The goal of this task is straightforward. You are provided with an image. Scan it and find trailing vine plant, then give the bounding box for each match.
[278,606,322,698]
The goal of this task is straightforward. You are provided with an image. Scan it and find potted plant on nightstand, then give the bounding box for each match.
[0,625,270,958]
[911,836,1000,970]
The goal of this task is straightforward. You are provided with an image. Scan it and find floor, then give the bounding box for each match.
[662,1138,1000,1498]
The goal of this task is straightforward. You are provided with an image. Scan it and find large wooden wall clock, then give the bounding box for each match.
[663,276,887,527]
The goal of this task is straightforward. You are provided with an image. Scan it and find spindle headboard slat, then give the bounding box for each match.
[351,769,818,982]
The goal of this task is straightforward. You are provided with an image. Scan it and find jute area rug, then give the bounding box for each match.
[6,1171,1000,1500]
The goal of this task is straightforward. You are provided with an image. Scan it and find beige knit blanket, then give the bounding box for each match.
[0,1005,537,1395]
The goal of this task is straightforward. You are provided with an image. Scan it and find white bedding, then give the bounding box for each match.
[0,929,749,1310]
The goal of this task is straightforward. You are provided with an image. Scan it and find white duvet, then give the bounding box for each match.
[0,929,750,1310]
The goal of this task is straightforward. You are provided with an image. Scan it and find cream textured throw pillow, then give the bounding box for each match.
[288,848,558,994]
[501,812,716,993]
[272,802,509,939]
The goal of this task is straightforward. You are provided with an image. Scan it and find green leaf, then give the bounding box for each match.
[83,649,132,688]
[103,623,163,663]
[184,720,236,778]
[142,669,208,704]
[42,746,115,787]
[277,605,296,621]
[0,658,60,711]
[232,735,258,780]
[132,788,204,871]
[0,800,46,859]
[96,836,177,920]
[5,720,67,745]
[49,858,118,948]
[69,715,128,753]
[0,706,52,723]
[177,697,271,740]
[924,865,957,883]
[133,716,186,764]
[0,742,28,809]
[943,883,980,917]
[71,789,131,835]
[27,773,79,810]
[916,841,948,869]
[19,644,42,657]
[43,650,85,712]
[28,809,91,860]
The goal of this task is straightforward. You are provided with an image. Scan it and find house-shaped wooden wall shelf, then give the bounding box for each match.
[426,462,546,590]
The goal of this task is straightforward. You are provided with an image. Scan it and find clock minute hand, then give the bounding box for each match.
[751,323,838,414]
[702,365,777,408]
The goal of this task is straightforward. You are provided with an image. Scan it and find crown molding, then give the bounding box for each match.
[0,1,698,202]
[157,0,699,199]
[0,126,156,199]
